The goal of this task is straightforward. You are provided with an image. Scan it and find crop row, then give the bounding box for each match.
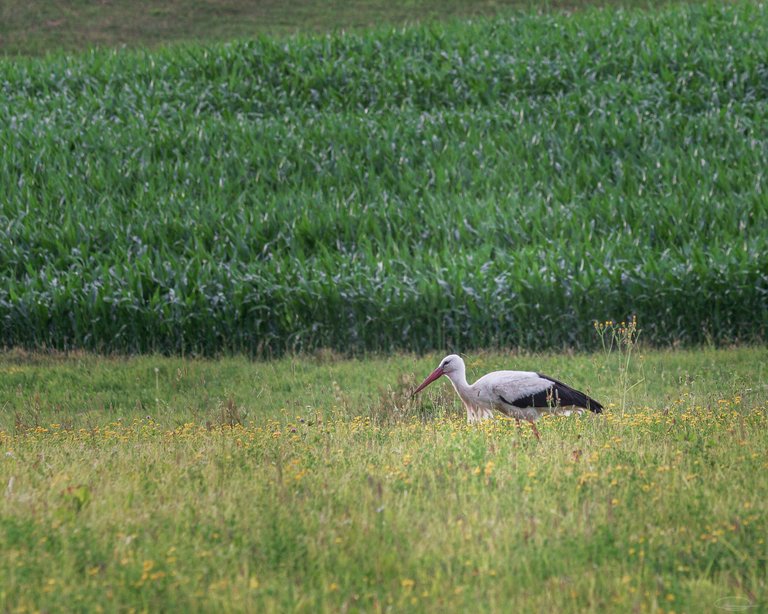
[1,2,766,354]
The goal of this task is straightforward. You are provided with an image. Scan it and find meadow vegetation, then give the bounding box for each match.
[2,2,767,355]
[1,0,682,57]
[1,347,767,611]
[2,2,767,611]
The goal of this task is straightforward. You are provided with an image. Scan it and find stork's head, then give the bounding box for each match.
[413,354,464,395]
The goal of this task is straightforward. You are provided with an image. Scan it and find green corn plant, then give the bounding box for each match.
[0,3,766,354]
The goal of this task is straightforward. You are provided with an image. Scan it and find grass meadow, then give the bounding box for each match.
[1,345,767,612]
[2,1,768,611]
[1,0,681,57]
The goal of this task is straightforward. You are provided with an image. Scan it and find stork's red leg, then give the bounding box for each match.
[529,421,541,441]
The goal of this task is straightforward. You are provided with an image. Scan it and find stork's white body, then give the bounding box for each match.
[445,368,566,424]
[413,355,603,437]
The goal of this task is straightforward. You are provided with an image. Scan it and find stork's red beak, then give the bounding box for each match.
[412,366,444,396]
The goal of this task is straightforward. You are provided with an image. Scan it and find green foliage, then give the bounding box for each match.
[1,2,767,355]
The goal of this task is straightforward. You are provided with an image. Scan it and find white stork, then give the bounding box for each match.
[413,354,603,439]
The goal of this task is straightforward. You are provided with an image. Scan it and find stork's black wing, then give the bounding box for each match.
[530,374,603,413]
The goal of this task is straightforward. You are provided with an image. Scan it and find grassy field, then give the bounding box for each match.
[3,1,767,612]
[1,346,767,611]
[2,0,681,57]
[2,2,767,356]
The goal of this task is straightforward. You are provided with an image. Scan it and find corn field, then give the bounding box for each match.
[1,2,767,354]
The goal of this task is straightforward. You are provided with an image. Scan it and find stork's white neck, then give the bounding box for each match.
[444,360,472,401]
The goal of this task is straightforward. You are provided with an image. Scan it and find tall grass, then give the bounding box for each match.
[1,349,767,612]
[1,2,766,354]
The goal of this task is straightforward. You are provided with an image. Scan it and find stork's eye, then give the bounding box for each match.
[443,359,452,367]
